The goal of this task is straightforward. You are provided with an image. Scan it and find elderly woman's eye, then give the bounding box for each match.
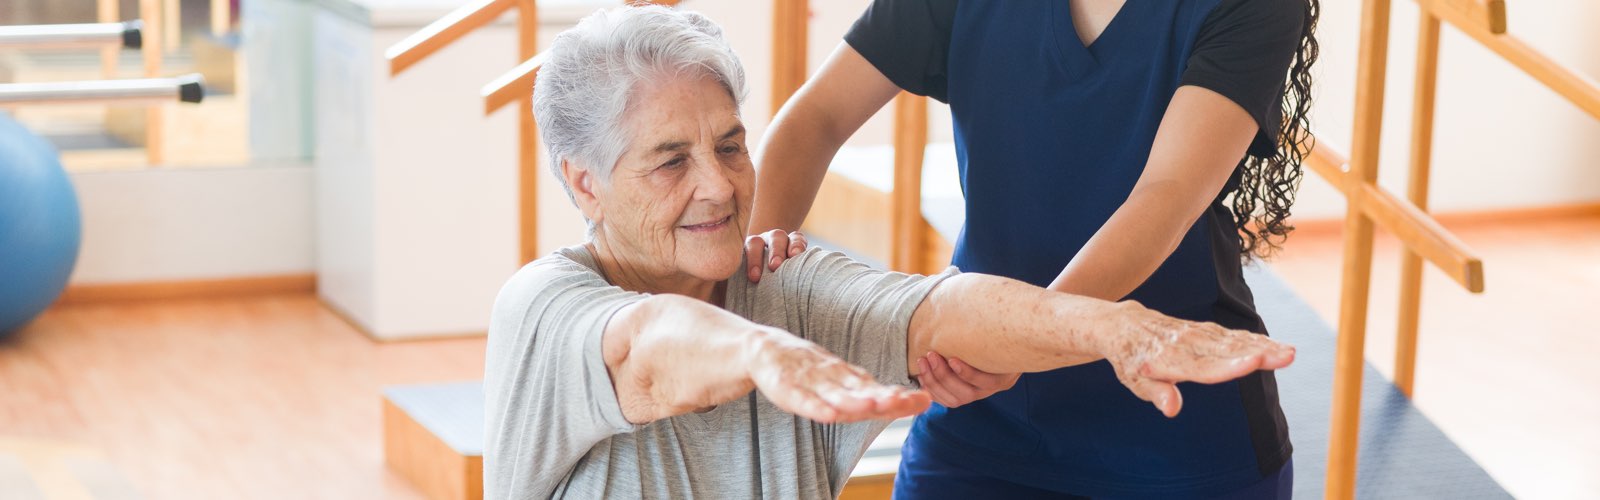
[660,156,687,170]
[719,144,744,155]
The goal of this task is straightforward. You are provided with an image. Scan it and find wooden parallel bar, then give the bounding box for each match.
[140,0,165,165]
[385,0,517,76]
[163,0,180,51]
[515,0,540,264]
[211,0,231,36]
[1414,0,1504,34]
[1326,0,1394,496]
[770,0,808,117]
[890,92,927,274]
[98,0,119,78]
[1479,34,1600,121]
[1305,140,1483,293]
[1395,12,1443,398]
[482,53,546,115]
[1417,0,1600,120]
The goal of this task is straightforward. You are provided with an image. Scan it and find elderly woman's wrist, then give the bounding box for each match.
[1057,296,1136,359]
[737,326,781,375]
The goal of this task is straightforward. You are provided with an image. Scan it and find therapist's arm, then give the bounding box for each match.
[1047,86,1260,300]
[748,43,900,238]
[907,272,1296,417]
[603,294,929,425]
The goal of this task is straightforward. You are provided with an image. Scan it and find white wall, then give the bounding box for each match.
[1252,1,1600,219]
[68,165,315,284]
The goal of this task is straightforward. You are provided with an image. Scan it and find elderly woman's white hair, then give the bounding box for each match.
[533,5,749,202]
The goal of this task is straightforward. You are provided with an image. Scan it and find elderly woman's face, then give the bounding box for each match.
[590,75,753,282]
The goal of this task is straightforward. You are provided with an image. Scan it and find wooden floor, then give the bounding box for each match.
[1268,212,1600,499]
[0,212,1593,499]
[0,295,486,500]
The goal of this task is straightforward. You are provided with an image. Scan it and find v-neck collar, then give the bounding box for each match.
[1052,0,1133,75]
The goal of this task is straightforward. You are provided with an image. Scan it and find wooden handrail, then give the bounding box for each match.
[1415,0,1504,34]
[483,52,548,115]
[890,93,928,274]
[385,0,517,76]
[211,0,231,36]
[1303,139,1484,292]
[1416,0,1600,120]
[771,0,809,116]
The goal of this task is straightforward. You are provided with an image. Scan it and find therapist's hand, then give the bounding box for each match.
[915,352,1020,408]
[744,229,808,282]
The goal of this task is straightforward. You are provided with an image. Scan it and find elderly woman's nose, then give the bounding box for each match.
[689,156,737,200]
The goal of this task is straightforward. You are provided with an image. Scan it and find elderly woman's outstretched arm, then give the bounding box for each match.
[906,273,1295,417]
[604,294,932,425]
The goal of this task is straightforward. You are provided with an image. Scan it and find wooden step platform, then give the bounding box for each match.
[382,381,906,500]
[383,381,484,500]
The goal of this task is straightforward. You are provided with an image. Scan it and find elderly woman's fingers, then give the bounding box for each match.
[858,385,930,421]
[1123,377,1183,418]
[1140,351,1266,385]
[777,385,840,423]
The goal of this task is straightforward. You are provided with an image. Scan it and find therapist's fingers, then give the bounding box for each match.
[919,353,981,408]
[743,234,770,282]
[765,230,790,271]
[787,231,809,258]
[947,356,1020,399]
[916,357,967,408]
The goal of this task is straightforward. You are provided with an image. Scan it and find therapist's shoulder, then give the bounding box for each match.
[1205,0,1307,30]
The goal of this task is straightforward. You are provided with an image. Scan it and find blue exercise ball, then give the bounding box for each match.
[0,113,81,337]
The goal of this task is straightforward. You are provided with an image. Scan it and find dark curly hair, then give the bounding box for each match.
[1231,0,1319,261]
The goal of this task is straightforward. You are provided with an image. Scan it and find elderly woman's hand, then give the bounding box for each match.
[744,229,808,282]
[1095,300,1296,418]
[746,327,930,423]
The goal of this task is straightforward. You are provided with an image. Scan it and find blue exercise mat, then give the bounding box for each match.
[1245,263,1509,499]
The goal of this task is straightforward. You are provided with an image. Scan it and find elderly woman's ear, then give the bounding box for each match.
[562,159,604,224]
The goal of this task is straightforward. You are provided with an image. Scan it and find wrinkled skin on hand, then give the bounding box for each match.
[745,329,930,423]
[1096,300,1296,417]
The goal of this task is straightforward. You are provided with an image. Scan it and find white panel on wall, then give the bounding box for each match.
[69,166,315,284]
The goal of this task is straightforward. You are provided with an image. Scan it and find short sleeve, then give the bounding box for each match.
[776,248,959,386]
[843,0,959,102]
[1179,0,1306,158]
[482,248,647,499]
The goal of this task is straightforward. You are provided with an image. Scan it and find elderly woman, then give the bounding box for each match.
[484,5,1296,499]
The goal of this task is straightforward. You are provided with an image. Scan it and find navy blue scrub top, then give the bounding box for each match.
[845,0,1306,496]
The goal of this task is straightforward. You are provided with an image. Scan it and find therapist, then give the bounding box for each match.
[747,0,1319,498]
